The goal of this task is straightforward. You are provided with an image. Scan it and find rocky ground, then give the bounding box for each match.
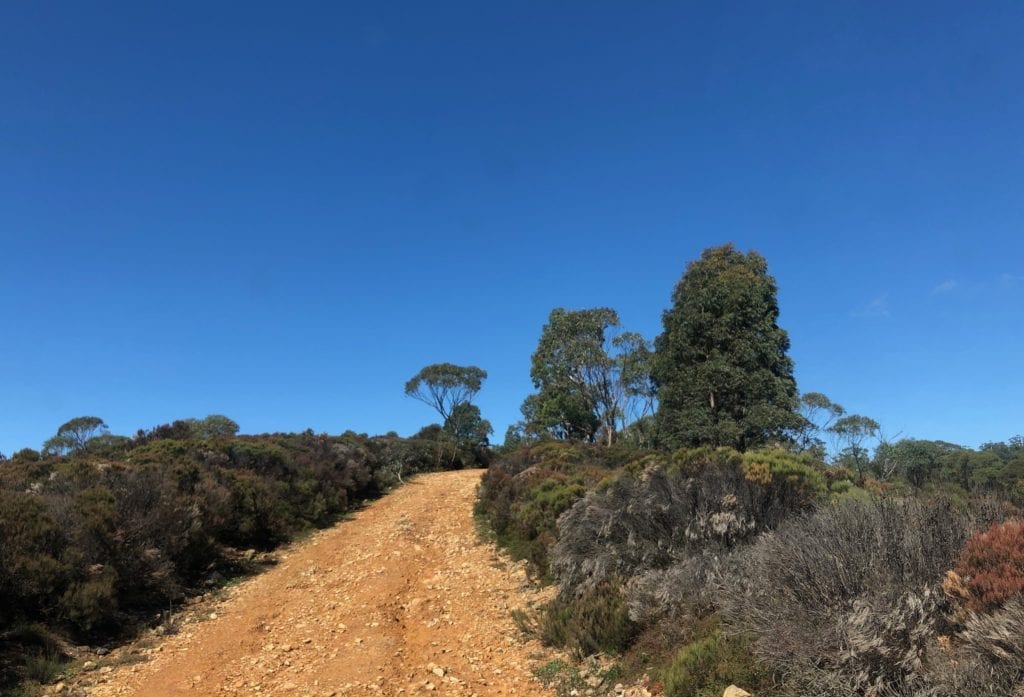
[67,470,564,697]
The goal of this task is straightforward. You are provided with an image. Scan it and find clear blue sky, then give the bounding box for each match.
[2,2,1022,455]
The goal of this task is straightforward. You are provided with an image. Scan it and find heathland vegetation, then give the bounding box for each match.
[0,413,488,693]
[477,244,1024,696]
[2,243,1021,697]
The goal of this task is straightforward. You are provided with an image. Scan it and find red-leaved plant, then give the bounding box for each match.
[955,518,1024,612]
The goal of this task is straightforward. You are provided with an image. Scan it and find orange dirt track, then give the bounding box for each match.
[87,470,557,697]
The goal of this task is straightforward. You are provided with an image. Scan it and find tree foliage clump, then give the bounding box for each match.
[404,363,487,422]
[521,308,655,446]
[42,416,109,456]
[443,402,493,447]
[653,244,801,451]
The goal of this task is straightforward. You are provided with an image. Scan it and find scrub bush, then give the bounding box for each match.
[954,518,1024,612]
[551,447,823,599]
[540,578,638,657]
[720,496,1004,693]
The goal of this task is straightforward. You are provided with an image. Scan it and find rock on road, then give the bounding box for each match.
[88,470,557,697]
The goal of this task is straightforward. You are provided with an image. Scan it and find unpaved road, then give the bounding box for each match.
[87,470,557,697]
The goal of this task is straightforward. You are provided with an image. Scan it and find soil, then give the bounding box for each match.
[80,470,560,697]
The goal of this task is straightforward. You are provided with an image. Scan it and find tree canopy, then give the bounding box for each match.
[524,308,620,444]
[404,363,487,422]
[653,244,800,450]
[444,402,493,448]
[42,416,109,456]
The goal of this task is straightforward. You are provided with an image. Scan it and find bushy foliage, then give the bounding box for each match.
[0,424,474,651]
[719,496,1005,693]
[551,447,823,598]
[540,578,638,657]
[954,518,1024,612]
[624,551,734,625]
[653,244,801,451]
[940,599,1024,695]
[476,441,642,576]
[662,628,764,697]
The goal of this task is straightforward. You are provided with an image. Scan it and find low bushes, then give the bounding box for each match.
[476,441,638,577]
[551,447,824,599]
[540,578,638,657]
[662,627,765,697]
[478,442,1024,695]
[954,518,1024,612]
[719,496,1012,694]
[0,426,478,691]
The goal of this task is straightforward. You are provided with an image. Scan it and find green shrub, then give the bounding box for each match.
[23,647,67,684]
[541,578,637,657]
[0,491,68,620]
[662,629,762,697]
[59,569,118,634]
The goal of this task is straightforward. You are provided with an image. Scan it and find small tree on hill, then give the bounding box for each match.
[404,363,487,423]
[42,416,109,456]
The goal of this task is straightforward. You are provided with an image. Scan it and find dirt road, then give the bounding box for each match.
[86,470,556,697]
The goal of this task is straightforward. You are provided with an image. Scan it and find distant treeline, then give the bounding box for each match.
[0,414,484,690]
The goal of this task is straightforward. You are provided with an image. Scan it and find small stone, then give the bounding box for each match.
[83,661,96,670]
[723,687,752,697]
[431,667,445,678]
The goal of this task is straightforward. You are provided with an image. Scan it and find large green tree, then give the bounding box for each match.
[525,308,624,444]
[653,244,800,450]
[404,363,487,422]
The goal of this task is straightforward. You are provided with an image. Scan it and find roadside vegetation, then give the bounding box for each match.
[477,244,1024,696]
[4,242,1020,696]
[0,413,487,694]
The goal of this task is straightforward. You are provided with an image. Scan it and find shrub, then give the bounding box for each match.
[720,496,1000,692]
[59,569,119,634]
[955,518,1024,612]
[939,599,1024,694]
[0,491,68,621]
[624,551,735,625]
[540,578,637,657]
[662,628,764,697]
[551,448,822,599]
[476,442,619,577]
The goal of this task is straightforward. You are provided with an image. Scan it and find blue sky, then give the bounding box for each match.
[2,2,1022,455]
